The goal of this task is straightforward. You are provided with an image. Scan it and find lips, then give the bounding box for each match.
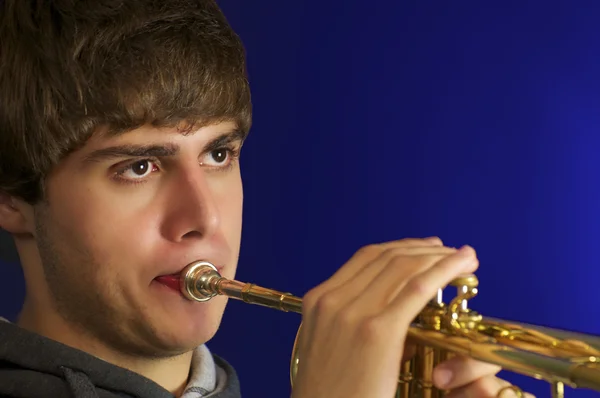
[154,263,224,293]
[155,274,181,291]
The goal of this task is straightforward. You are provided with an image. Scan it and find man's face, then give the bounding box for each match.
[28,121,244,357]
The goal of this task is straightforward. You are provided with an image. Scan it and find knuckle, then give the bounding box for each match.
[311,291,340,316]
[404,277,433,297]
[336,306,360,326]
[426,236,443,245]
[357,316,388,342]
[302,288,322,313]
[356,243,382,257]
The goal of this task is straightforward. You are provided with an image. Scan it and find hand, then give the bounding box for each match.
[433,355,535,397]
[291,237,479,398]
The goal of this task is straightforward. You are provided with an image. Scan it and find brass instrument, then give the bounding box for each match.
[179,261,600,398]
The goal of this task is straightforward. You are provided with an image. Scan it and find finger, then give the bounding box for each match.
[302,246,458,326]
[401,343,417,362]
[344,245,458,292]
[432,355,500,390]
[326,245,457,301]
[339,245,457,292]
[299,240,454,357]
[345,251,456,316]
[321,237,445,289]
[303,237,448,309]
[382,245,479,327]
[443,375,536,398]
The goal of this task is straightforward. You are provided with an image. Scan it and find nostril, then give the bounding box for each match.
[182,230,203,239]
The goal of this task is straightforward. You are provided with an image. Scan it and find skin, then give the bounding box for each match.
[0,121,245,395]
[292,240,534,398]
[0,121,534,397]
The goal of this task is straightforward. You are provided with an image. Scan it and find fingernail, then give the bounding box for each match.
[456,245,474,256]
[425,236,442,244]
[433,368,453,388]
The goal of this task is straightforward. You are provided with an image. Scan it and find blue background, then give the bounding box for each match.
[2,1,600,397]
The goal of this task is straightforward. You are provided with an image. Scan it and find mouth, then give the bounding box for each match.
[154,264,224,295]
[155,274,182,292]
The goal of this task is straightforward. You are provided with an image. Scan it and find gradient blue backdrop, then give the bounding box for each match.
[1,1,599,397]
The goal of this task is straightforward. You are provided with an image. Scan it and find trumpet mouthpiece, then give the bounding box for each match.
[179,260,222,302]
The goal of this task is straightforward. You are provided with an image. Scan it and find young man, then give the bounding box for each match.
[0,1,532,397]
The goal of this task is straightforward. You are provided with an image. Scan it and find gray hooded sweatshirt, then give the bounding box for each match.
[0,320,241,398]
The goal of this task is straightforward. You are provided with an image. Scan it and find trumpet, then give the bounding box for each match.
[179,260,600,398]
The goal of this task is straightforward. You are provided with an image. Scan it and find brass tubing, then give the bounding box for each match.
[180,261,600,395]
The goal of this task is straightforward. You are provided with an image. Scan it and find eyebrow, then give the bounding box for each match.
[82,130,246,164]
[82,143,179,164]
[204,130,246,152]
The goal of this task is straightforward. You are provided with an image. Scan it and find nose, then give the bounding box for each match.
[161,169,220,243]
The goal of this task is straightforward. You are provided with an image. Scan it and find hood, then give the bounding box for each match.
[0,320,241,398]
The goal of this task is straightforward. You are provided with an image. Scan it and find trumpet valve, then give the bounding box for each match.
[449,274,479,312]
[444,274,482,333]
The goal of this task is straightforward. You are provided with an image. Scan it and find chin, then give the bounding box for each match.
[146,295,228,353]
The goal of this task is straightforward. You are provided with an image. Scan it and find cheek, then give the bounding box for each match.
[47,179,161,267]
[217,174,244,237]
[47,168,243,270]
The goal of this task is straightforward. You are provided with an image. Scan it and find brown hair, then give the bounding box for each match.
[0,0,252,204]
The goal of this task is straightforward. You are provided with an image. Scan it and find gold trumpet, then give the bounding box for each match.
[179,261,600,398]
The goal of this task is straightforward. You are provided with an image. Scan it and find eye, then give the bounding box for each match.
[200,147,239,168]
[115,159,159,181]
[211,149,229,164]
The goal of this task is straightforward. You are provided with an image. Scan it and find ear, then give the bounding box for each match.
[0,192,34,234]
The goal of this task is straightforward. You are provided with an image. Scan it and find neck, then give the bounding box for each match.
[17,297,193,396]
